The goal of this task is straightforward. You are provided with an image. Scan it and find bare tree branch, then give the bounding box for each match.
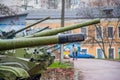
[0,4,16,16]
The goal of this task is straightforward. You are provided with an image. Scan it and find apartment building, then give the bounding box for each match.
[80,19,120,59]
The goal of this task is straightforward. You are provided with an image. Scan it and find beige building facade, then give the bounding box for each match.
[80,19,120,59]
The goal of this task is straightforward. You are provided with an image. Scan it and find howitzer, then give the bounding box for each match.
[34,26,50,33]
[0,33,84,80]
[0,16,50,39]
[0,34,84,51]
[26,26,50,36]
[26,19,100,37]
[0,54,55,80]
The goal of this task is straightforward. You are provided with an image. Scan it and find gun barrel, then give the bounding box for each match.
[26,19,100,38]
[0,34,84,51]
[34,26,50,33]
[15,16,50,34]
[6,16,50,38]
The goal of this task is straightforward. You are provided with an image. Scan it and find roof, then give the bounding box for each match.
[26,9,79,19]
[26,6,120,20]
[0,13,28,19]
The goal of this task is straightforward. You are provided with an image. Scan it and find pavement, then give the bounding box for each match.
[73,59,120,80]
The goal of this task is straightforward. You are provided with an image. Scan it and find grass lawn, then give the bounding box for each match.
[48,61,72,68]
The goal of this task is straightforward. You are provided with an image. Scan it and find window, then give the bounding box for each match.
[34,0,38,4]
[81,27,87,39]
[96,27,102,40]
[97,48,103,59]
[81,48,87,54]
[118,47,120,59]
[108,48,115,59]
[107,27,113,38]
[102,9,113,17]
[118,27,120,38]
[118,47,120,54]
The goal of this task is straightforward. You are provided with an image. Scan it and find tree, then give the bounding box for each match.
[22,0,31,10]
[0,4,16,16]
[48,0,58,9]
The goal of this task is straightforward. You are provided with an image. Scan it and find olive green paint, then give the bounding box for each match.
[0,66,29,79]
[0,35,58,51]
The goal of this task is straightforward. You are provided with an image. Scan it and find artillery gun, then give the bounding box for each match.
[0,19,100,80]
[0,33,84,80]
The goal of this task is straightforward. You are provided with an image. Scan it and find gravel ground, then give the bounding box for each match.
[73,59,120,80]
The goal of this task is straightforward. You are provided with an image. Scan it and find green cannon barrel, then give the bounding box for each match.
[34,26,50,33]
[26,19,100,38]
[0,34,84,51]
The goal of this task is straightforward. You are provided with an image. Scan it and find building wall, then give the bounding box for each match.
[90,0,120,7]
[0,14,27,33]
[80,19,120,59]
[81,43,120,59]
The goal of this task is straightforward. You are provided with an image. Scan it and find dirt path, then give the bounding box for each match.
[73,59,120,80]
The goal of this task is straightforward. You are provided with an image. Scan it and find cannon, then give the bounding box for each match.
[26,19,100,37]
[0,34,84,51]
[0,19,100,80]
[0,33,84,80]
